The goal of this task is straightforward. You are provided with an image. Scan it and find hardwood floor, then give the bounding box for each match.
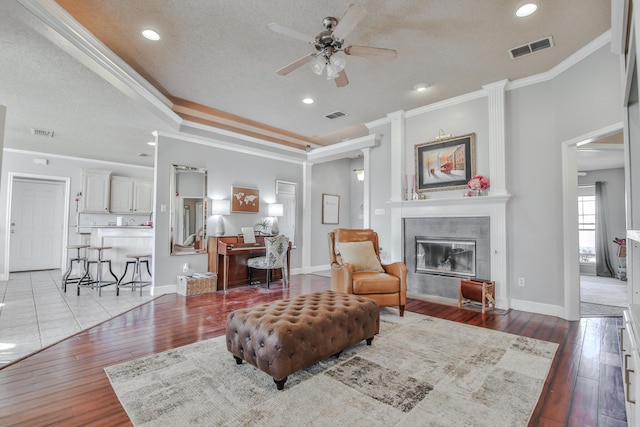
[0,274,627,426]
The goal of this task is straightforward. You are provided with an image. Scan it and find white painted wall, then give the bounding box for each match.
[0,150,153,278]
[309,159,352,266]
[153,133,303,290]
[508,44,621,307]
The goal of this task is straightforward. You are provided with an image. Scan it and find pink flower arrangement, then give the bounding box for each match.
[467,175,489,190]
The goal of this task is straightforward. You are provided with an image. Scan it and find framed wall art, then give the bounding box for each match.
[231,186,260,213]
[415,133,476,192]
[322,193,340,224]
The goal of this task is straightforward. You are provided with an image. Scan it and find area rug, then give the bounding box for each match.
[105,308,558,426]
[581,302,625,317]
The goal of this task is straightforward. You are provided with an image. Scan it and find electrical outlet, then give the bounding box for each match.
[518,277,525,287]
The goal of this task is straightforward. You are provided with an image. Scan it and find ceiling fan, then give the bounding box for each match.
[268,4,397,87]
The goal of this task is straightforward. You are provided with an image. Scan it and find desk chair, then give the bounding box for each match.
[247,235,289,288]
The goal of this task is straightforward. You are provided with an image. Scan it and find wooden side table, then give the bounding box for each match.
[458,279,496,313]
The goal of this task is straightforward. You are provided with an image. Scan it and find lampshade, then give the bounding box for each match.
[210,199,231,216]
[268,203,284,217]
[353,169,365,182]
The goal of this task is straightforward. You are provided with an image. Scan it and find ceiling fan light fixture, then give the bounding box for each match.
[326,62,339,79]
[515,3,538,18]
[330,55,345,72]
[311,55,326,75]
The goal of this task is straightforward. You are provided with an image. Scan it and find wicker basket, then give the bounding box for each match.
[177,274,217,296]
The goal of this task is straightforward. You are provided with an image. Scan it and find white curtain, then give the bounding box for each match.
[595,181,614,277]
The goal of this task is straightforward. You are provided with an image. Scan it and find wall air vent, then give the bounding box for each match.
[324,111,347,120]
[508,36,554,59]
[31,128,54,138]
[136,153,149,157]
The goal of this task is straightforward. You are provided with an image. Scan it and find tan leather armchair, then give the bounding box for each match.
[328,228,407,316]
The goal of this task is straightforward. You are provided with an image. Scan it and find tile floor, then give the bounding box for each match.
[0,269,154,367]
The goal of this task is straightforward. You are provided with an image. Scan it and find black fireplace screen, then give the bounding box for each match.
[415,238,476,277]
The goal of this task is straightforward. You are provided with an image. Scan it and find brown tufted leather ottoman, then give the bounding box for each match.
[226,290,380,390]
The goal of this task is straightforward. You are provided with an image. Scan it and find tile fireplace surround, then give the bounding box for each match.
[389,195,510,309]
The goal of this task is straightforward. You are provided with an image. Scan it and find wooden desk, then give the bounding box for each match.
[207,236,291,291]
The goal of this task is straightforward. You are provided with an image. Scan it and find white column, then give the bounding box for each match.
[361,147,371,228]
[387,110,405,202]
[302,161,313,273]
[483,80,508,196]
[387,111,405,262]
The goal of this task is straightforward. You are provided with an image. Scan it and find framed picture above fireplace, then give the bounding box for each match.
[415,133,476,192]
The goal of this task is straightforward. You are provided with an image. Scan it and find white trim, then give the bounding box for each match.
[306,134,378,163]
[180,120,308,156]
[3,148,154,170]
[153,130,304,164]
[510,298,567,319]
[560,122,625,321]
[2,172,70,280]
[405,90,487,118]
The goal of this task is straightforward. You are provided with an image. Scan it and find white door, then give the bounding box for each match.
[9,179,65,272]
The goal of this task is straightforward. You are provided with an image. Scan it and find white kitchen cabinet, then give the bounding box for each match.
[81,170,111,213]
[110,176,153,214]
[132,180,153,214]
[622,307,640,425]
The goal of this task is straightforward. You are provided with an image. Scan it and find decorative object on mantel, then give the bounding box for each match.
[415,133,476,193]
[404,174,419,200]
[231,186,260,213]
[466,174,490,196]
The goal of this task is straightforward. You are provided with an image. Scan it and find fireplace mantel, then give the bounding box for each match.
[388,194,511,309]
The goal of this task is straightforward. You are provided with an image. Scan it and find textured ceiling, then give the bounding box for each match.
[0,0,614,166]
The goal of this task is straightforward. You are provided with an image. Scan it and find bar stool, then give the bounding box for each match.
[62,244,90,292]
[117,254,152,296]
[79,246,118,296]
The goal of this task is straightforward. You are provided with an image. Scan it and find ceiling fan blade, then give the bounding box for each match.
[332,4,367,41]
[276,53,316,76]
[268,23,314,44]
[335,70,349,87]
[345,45,397,60]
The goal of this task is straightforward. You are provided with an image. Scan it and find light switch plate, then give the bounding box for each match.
[374,209,385,215]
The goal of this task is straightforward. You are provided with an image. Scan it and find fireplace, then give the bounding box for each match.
[404,216,490,299]
[415,238,476,277]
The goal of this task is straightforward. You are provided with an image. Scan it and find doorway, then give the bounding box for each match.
[561,123,625,320]
[6,173,70,273]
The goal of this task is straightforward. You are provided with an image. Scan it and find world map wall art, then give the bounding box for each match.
[232,186,260,213]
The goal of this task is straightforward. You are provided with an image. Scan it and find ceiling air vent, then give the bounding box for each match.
[508,36,554,59]
[324,111,347,120]
[136,153,149,157]
[31,128,54,138]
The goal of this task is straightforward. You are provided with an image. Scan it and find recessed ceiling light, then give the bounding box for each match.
[147,141,156,146]
[515,3,538,18]
[302,97,314,104]
[141,29,160,41]
[414,83,428,92]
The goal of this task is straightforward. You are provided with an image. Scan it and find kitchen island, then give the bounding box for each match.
[89,226,153,280]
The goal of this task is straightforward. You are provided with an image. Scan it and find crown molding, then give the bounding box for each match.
[3,148,154,170]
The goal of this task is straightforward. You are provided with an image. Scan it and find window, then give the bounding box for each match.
[578,194,596,263]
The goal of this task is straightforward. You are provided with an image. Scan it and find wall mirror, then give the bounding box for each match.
[276,180,296,245]
[170,165,208,255]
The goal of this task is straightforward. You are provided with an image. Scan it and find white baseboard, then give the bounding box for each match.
[509,298,567,319]
[151,284,177,296]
